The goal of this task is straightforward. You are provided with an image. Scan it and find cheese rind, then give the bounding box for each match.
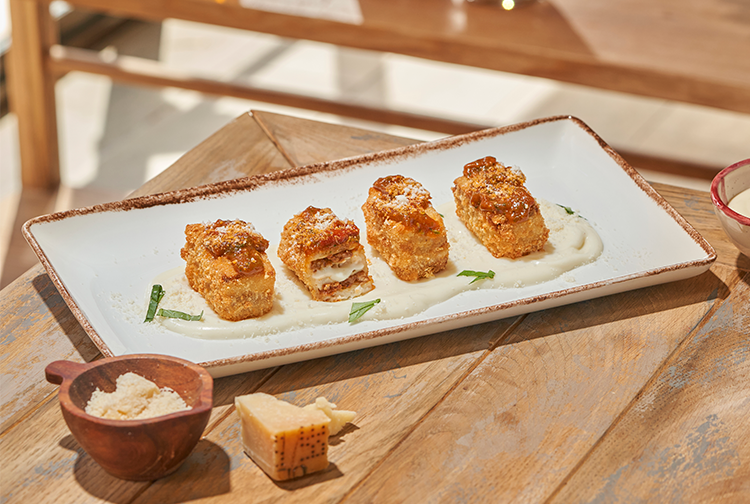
[235,393,331,481]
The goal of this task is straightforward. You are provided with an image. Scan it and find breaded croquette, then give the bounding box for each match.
[452,156,549,259]
[362,175,449,281]
[181,219,275,320]
[278,206,375,302]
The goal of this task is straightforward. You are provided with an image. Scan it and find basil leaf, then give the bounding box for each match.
[557,204,575,215]
[349,299,381,323]
[144,285,165,322]
[457,269,496,284]
[157,309,203,321]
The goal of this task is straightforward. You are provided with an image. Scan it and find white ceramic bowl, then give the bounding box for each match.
[710,158,750,257]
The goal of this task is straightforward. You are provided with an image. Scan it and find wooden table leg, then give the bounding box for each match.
[8,0,60,188]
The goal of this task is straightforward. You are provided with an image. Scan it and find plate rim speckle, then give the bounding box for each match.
[22,115,717,377]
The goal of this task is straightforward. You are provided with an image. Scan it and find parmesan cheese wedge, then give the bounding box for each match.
[235,393,355,481]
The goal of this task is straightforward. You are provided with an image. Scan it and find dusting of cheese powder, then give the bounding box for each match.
[85,372,190,420]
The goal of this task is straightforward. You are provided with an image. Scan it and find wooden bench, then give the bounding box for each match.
[8,0,750,187]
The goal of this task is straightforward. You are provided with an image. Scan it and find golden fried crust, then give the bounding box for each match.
[278,207,375,302]
[362,175,449,281]
[452,157,549,259]
[180,219,275,320]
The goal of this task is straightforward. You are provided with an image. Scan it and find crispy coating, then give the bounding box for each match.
[278,207,375,302]
[452,156,549,259]
[362,175,449,281]
[180,219,275,320]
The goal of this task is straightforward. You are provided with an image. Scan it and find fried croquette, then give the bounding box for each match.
[362,175,449,281]
[278,206,375,302]
[452,156,549,259]
[181,219,275,320]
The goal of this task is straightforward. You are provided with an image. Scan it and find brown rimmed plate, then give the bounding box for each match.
[23,116,715,377]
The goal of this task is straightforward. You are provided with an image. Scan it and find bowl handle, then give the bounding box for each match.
[45,360,88,385]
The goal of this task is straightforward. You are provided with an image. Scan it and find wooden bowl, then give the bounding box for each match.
[45,354,213,481]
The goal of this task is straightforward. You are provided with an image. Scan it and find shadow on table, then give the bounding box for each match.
[271,463,344,491]
[59,435,231,503]
[254,268,731,395]
[496,268,731,346]
[32,273,102,362]
[260,314,508,396]
[736,256,750,278]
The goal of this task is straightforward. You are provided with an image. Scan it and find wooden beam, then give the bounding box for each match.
[7,0,60,188]
[48,44,487,136]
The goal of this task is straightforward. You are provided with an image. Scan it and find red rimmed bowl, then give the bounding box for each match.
[45,354,213,481]
[711,158,750,257]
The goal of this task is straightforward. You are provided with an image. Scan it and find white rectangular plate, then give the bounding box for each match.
[24,116,716,377]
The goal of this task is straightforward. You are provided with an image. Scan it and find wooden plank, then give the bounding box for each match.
[343,266,739,503]
[130,321,516,504]
[653,183,750,273]
[132,112,293,197]
[46,45,728,179]
[0,187,58,288]
[47,45,486,136]
[0,268,100,433]
[13,0,750,189]
[7,0,60,188]
[548,270,750,502]
[252,110,420,167]
[59,0,750,114]
[0,398,148,504]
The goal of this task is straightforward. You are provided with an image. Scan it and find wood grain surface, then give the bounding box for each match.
[1,112,747,504]
[346,268,739,503]
[549,269,750,503]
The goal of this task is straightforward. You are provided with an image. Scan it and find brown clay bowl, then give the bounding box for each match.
[45,354,213,481]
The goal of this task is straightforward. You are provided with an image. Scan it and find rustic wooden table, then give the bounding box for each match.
[2,111,749,503]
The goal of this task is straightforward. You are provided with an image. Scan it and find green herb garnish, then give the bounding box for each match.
[144,284,165,322]
[458,269,496,284]
[558,204,575,215]
[157,309,203,321]
[349,299,381,323]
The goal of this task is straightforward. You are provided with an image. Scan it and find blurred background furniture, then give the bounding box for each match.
[9,0,750,188]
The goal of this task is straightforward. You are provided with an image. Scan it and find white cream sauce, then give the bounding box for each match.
[155,200,603,340]
[311,255,366,285]
[728,187,750,218]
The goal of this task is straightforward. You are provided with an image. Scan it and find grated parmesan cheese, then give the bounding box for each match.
[85,372,190,420]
